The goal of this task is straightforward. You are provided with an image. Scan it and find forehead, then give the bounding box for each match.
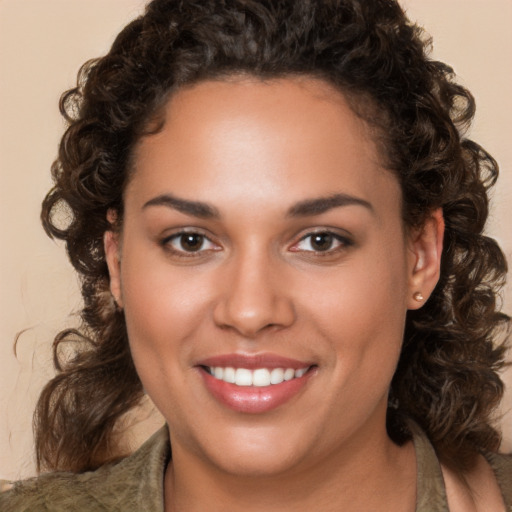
[128,77,400,217]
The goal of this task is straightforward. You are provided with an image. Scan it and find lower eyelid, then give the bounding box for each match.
[159,230,352,255]
[161,231,218,252]
[291,232,352,252]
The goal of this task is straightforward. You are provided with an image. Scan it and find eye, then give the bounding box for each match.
[290,231,352,253]
[163,231,219,255]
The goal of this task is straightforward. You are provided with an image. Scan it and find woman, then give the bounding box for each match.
[1,0,511,510]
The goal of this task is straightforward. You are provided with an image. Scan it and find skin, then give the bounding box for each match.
[105,77,447,511]
[442,460,506,512]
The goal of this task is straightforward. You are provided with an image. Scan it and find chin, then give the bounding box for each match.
[183,422,312,477]
[207,443,305,478]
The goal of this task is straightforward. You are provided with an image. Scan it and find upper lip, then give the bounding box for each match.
[196,353,314,370]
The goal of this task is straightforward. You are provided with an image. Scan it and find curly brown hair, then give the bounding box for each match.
[36,0,509,474]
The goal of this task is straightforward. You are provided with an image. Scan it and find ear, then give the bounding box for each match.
[104,215,123,308]
[406,208,444,310]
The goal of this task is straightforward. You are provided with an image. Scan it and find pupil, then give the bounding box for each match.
[181,234,203,251]
[311,233,332,251]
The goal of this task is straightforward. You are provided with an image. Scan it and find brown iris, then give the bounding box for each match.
[180,233,204,251]
[310,233,334,251]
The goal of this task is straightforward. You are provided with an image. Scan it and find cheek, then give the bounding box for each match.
[308,246,408,334]
[119,250,213,377]
[304,241,409,389]
[119,259,218,425]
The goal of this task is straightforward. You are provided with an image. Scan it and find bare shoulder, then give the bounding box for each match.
[442,453,511,512]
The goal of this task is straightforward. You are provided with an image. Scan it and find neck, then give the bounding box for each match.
[164,420,417,512]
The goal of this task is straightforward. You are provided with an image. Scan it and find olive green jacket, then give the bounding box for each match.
[2,425,512,511]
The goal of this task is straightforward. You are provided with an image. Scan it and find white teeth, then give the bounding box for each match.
[235,368,253,386]
[223,367,236,384]
[283,368,295,381]
[270,368,284,384]
[295,368,307,378]
[208,366,309,386]
[253,369,271,387]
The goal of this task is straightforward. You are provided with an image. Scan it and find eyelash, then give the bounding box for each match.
[160,229,353,258]
[289,231,353,256]
[161,230,220,258]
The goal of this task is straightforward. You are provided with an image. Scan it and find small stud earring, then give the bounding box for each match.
[413,292,424,302]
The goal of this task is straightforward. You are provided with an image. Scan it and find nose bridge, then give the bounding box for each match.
[213,242,295,336]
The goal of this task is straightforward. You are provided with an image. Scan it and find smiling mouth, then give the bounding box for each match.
[203,366,312,387]
[198,360,316,413]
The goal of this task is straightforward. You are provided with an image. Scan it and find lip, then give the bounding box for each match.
[197,353,313,370]
[196,353,315,414]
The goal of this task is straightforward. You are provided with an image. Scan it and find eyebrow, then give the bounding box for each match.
[142,194,220,219]
[142,192,373,219]
[287,193,374,217]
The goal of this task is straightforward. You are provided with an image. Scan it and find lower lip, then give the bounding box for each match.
[199,368,313,414]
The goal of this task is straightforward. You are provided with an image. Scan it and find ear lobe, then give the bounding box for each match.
[104,230,123,308]
[407,208,444,310]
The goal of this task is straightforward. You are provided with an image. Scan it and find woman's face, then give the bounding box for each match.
[106,77,441,476]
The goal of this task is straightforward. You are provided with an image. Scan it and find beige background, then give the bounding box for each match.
[1,0,511,480]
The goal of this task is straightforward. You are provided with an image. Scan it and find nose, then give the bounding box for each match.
[212,249,296,338]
